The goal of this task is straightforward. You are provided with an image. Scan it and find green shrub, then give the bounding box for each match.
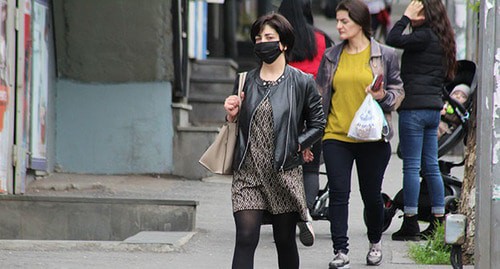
[408,222,451,264]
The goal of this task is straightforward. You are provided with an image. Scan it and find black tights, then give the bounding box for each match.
[231,210,299,269]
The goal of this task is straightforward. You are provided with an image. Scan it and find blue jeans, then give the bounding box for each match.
[322,139,391,253]
[399,110,445,215]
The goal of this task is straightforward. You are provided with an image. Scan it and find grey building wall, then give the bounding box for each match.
[52,0,174,82]
[52,0,175,174]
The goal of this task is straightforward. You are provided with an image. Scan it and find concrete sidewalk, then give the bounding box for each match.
[0,153,472,268]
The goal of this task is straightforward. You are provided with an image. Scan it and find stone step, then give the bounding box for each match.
[173,125,221,179]
[0,195,197,241]
[189,80,234,101]
[190,58,238,80]
[188,77,232,126]
[189,101,226,126]
[188,59,237,126]
[0,231,197,253]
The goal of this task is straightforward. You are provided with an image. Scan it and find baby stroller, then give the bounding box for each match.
[311,170,395,231]
[375,60,477,233]
[311,170,329,221]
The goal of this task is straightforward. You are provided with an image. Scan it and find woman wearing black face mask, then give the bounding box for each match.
[223,13,326,269]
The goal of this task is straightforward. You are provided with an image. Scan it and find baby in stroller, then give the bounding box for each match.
[438,83,471,139]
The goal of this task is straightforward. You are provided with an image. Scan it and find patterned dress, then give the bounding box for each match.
[232,94,309,222]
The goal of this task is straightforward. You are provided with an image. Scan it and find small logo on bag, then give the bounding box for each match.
[356,110,375,138]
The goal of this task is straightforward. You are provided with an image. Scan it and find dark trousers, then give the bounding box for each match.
[302,140,322,210]
[322,139,391,253]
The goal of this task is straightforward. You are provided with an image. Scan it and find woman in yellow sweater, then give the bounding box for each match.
[315,0,404,268]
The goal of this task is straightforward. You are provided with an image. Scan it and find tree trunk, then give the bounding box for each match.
[458,95,476,264]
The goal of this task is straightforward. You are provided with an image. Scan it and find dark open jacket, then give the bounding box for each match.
[315,38,404,142]
[232,65,326,172]
[386,15,447,110]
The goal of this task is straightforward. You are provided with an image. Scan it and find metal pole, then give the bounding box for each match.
[475,0,500,267]
[223,0,237,59]
[14,0,28,194]
[465,3,479,60]
[172,0,189,100]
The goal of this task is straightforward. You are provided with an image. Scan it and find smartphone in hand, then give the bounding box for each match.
[371,74,384,92]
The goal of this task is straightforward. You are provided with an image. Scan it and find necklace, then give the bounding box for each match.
[262,74,285,88]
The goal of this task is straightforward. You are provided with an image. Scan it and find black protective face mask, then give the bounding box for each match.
[254,41,282,64]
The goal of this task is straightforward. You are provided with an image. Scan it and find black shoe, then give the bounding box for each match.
[392,215,421,241]
[421,216,444,239]
[297,221,315,247]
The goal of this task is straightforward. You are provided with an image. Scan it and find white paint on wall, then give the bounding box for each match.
[484,0,494,28]
[468,187,476,209]
[494,49,500,164]
[495,49,500,118]
[454,0,467,59]
[494,134,500,164]
[493,184,500,200]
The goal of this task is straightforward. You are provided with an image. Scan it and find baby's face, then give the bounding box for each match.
[451,90,467,104]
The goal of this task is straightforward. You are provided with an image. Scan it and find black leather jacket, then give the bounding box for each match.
[232,65,326,172]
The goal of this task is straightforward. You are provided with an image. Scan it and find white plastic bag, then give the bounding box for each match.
[348,94,386,141]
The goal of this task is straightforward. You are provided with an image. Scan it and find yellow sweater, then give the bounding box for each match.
[323,46,373,143]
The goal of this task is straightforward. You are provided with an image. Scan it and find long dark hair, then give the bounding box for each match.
[336,0,371,39]
[423,0,457,80]
[301,0,314,25]
[278,0,317,62]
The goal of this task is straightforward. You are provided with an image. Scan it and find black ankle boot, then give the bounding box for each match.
[421,215,445,239]
[392,215,421,241]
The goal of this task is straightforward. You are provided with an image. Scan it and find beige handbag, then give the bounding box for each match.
[199,72,247,175]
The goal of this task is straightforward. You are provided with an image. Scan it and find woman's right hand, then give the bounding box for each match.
[302,148,314,163]
[224,91,245,122]
[366,82,386,101]
[404,0,425,22]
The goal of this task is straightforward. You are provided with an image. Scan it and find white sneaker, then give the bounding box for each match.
[297,221,315,246]
[366,242,383,266]
[329,251,349,269]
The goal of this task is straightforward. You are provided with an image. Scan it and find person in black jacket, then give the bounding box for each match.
[386,0,457,241]
[224,13,325,269]
[278,0,334,248]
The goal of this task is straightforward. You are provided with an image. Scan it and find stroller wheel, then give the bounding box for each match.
[311,191,329,221]
[363,193,395,233]
[445,196,459,213]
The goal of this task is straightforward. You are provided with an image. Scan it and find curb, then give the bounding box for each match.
[0,231,197,253]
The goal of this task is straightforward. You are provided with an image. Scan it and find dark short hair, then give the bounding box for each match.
[250,13,295,58]
[336,0,371,39]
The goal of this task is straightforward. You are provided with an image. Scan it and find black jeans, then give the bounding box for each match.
[322,139,391,253]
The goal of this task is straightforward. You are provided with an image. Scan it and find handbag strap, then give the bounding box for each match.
[237,72,247,102]
[236,72,247,122]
